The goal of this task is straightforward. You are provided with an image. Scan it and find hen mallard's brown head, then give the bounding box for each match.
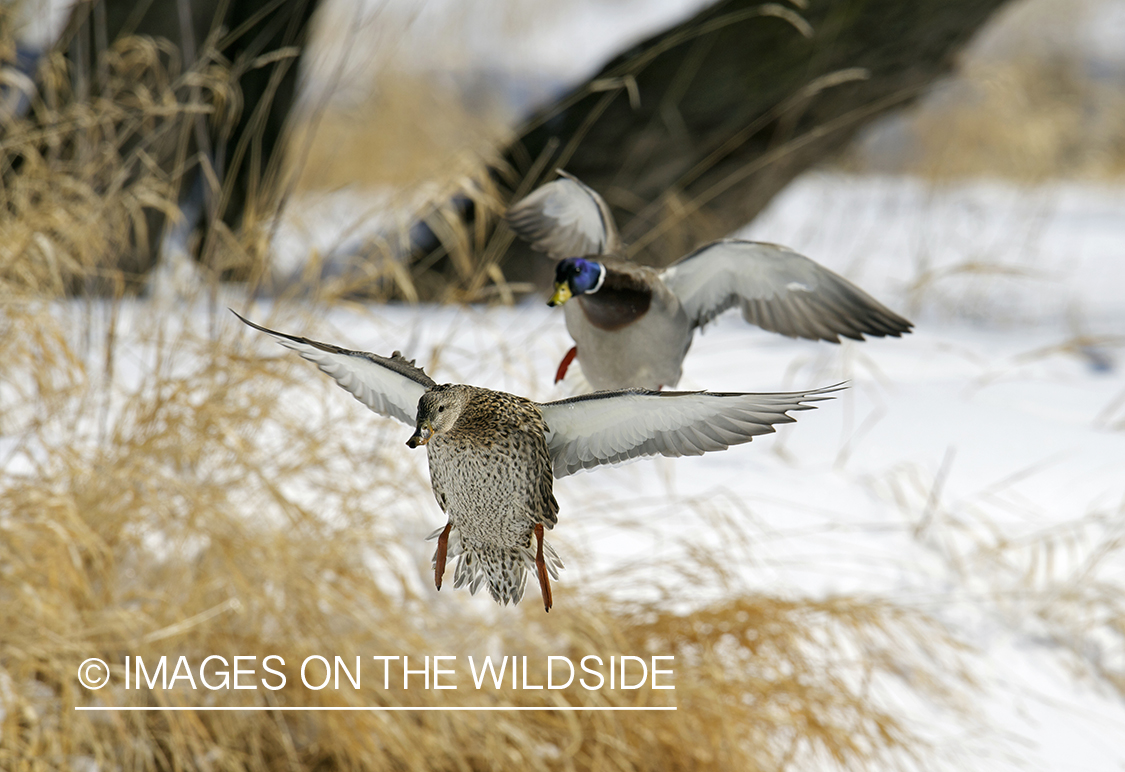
[406,385,472,448]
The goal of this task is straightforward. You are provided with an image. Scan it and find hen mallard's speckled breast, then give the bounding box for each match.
[505,170,913,391]
[420,384,562,608]
[235,311,843,611]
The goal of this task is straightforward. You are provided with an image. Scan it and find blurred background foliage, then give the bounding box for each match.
[6,0,1123,303]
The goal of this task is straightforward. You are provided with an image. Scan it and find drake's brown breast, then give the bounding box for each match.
[578,283,652,331]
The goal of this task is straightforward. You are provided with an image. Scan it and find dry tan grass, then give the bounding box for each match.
[289,75,507,192]
[0,296,976,770]
[909,57,1125,181]
[843,52,1125,182]
[0,23,515,305]
[0,35,244,294]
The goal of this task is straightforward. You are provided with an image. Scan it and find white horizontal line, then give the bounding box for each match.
[75,706,676,712]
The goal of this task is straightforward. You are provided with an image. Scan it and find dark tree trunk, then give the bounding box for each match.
[499,0,1010,273]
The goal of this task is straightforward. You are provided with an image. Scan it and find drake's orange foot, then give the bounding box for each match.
[554,347,578,384]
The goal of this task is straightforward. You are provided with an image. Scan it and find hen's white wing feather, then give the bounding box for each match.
[539,384,843,478]
[661,240,912,341]
[233,311,434,425]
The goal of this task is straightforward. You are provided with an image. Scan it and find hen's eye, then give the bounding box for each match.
[438,406,445,413]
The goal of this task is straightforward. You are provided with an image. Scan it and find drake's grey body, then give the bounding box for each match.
[506,172,914,391]
[423,385,561,605]
[235,311,843,610]
[563,261,691,390]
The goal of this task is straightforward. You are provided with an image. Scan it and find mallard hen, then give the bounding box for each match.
[235,311,843,611]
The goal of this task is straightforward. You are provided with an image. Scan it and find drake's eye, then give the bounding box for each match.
[438,406,445,413]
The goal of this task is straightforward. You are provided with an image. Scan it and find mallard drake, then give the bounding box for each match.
[505,171,913,391]
[234,311,842,611]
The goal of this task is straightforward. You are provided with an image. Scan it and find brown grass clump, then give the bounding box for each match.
[0,35,240,295]
[903,56,1125,182]
[0,299,973,771]
[290,74,507,193]
[0,21,512,305]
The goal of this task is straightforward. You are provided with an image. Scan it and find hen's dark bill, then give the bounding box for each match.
[407,421,433,448]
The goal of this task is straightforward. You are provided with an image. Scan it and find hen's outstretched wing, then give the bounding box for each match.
[539,384,843,478]
[233,311,434,425]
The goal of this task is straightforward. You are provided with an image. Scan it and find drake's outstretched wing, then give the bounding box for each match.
[539,384,843,478]
[661,240,912,342]
[505,170,621,259]
[233,311,434,425]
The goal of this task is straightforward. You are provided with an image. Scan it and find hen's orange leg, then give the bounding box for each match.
[534,523,553,612]
[434,523,453,590]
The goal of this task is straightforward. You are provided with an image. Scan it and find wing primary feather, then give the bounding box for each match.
[664,240,912,341]
[505,171,620,258]
[231,310,434,425]
[791,296,842,341]
[541,383,845,477]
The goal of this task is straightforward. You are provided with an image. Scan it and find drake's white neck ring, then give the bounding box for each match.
[588,263,607,294]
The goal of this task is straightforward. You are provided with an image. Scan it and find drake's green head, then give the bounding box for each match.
[549,258,606,306]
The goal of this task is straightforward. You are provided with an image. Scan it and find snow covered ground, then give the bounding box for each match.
[240,173,1125,769]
